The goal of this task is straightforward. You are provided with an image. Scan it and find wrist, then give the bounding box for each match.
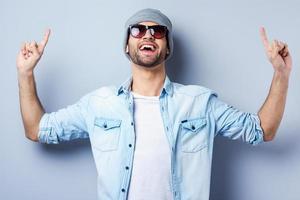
[273,67,291,79]
[272,70,290,92]
[17,69,34,78]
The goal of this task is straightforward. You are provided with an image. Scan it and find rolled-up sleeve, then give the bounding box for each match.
[209,94,264,145]
[38,95,90,144]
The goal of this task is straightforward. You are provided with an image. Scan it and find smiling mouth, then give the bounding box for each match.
[139,44,157,53]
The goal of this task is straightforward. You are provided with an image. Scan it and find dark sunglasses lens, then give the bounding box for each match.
[130,25,146,38]
[151,26,167,39]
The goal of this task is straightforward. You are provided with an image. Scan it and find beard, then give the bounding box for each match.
[128,48,167,68]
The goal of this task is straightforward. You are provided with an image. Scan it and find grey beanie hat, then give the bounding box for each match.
[124,8,173,61]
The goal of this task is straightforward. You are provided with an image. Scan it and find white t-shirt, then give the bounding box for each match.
[127,92,172,200]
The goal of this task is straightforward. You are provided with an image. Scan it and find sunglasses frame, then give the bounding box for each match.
[128,24,168,39]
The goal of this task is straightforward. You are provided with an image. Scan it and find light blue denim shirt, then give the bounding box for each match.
[38,76,264,200]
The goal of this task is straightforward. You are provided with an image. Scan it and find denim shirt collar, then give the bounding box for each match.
[116,75,174,97]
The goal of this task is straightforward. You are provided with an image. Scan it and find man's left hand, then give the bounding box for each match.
[260,27,292,75]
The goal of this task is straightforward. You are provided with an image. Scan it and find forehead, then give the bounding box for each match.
[138,21,159,26]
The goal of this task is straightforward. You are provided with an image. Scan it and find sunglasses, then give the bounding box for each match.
[128,24,168,39]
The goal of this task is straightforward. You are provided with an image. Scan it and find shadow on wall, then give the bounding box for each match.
[39,139,91,155]
[166,34,203,85]
[166,35,187,83]
[166,34,206,85]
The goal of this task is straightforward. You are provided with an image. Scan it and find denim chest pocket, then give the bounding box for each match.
[92,117,122,151]
[180,117,208,153]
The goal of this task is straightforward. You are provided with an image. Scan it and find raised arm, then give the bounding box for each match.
[17,29,51,142]
[258,27,292,141]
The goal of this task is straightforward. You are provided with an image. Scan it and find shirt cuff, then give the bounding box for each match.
[38,113,59,144]
[250,114,265,145]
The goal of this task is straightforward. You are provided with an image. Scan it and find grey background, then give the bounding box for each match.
[1,0,299,199]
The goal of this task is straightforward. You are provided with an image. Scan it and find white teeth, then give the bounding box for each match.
[140,44,155,50]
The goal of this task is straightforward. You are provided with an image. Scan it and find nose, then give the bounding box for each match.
[142,29,154,40]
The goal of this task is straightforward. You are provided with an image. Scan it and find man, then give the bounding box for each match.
[17,8,292,200]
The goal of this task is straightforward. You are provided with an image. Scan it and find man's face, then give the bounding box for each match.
[126,21,169,68]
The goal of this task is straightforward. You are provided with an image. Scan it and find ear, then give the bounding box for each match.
[126,45,129,53]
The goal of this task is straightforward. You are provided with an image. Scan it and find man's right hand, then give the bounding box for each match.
[17,29,50,141]
[17,29,51,74]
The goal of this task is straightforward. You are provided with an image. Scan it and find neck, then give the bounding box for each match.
[131,62,166,96]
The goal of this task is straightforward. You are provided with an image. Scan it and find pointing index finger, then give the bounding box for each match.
[39,29,51,52]
[260,27,270,49]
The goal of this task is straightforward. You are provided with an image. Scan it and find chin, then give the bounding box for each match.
[139,60,165,68]
[130,51,166,68]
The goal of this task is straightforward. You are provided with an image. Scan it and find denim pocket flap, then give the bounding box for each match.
[181,118,207,132]
[94,117,121,131]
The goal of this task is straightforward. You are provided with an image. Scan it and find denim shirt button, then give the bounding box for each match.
[121,188,126,192]
[129,144,132,148]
